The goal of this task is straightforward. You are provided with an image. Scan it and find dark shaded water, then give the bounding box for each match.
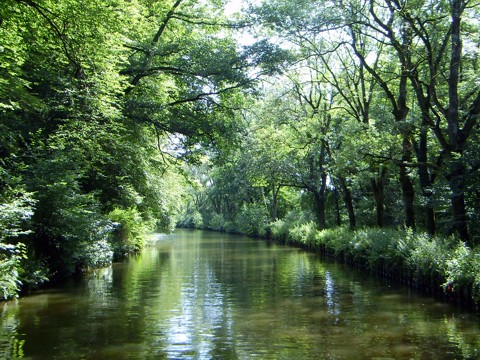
[1,229,479,359]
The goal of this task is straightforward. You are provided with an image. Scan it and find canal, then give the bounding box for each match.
[1,229,479,359]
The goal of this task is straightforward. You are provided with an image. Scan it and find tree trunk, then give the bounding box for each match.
[333,187,341,226]
[445,0,469,242]
[371,168,386,227]
[271,184,280,221]
[372,182,384,228]
[447,159,469,241]
[314,172,328,229]
[339,176,356,229]
[409,75,438,234]
[399,164,415,229]
[399,138,415,229]
[396,23,415,229]
[416,123,436,235]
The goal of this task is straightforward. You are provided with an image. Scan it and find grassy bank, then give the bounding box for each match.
[269,219,480,310]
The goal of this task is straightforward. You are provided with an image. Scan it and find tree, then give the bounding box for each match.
[1,0,285,288]
[391,0,480,241]
[252,0,480,242]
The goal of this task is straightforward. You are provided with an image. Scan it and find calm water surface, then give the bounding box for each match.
[1,229,480,359]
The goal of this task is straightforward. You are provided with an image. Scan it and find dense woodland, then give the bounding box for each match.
[1,0,480,303]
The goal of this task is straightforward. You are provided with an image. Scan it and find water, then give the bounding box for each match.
[1,229,479,359]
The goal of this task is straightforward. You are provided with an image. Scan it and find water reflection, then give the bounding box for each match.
[1,229,480,359]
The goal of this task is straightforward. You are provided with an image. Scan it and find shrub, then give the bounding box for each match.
[67,219,116,271]
[177,207,204,229]
[0,185,35,299]
[81,238,114,269]
[108,207,149,257]
[406,234,452,280]
[270,209,317,243]
[235,202,269,237]
[352,228,400,269]
[270,219,288,241]
[223,220,237,233]
[314,227,352,257]
[444,243,480,303]
[193,210,204,229]
[31,176,115,276]
[288,221,318,246]
[18,253,49,293]
[208,213,226,231]
[0,243,26,300]
[275,221,479,303]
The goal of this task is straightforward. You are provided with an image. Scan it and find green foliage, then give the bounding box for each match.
[235,202,270,237]
[406,233,453,280]
[288,221,318,246]
[0,171,35,299]
[109,207,150,258]
[193,211,205,230]
[269,219,287,240]
[177,204,204,229]
[1,0,480,309]
[0,0,263,284]
[208,213,226,231]
[18,252,49,293]
[0,192,35,241]
[269,209,317,243]
[31,171,112,272]
[444,244,480,303]
[81,239,114,269]
[0,243,26,300]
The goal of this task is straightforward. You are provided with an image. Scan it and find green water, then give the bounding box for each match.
[1,229,479,359]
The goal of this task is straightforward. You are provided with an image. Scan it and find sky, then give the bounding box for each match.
[224,0,257,46]
[224,0,246,16]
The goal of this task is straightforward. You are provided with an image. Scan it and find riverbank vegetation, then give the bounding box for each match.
[2,0,480,307]
[0,0,285,299]
[272,221,480,307]
[177,0,480,308]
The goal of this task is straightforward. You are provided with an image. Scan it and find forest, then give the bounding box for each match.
[1,0,480,305]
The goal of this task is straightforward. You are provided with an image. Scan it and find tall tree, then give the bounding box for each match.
[0,0,290,289]
[375,0,480,241]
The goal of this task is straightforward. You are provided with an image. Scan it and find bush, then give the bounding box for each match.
[177,207,203,229]
[352,228,400,268]
[31,175,111,274]
[81,239,114,269]
[0,184,35,299]
[312,227,352,257]
[235,202,269,237]
[444,243,480,303]
[18,252,49,293]
[270,219,288,241]
[193,211,204,229]
[288,221,318,246]
[406,233,452,280]
[109,207,150,257]
[70,219,116,271]
[208,213,225,231]
[270,209,317,243]
[0,243,26,300]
